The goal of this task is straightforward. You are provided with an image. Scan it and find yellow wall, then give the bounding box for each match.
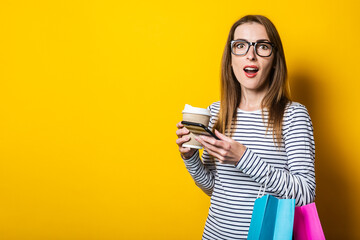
[0,0,359,239]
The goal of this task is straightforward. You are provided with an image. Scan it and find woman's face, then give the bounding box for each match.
[231,22,274,92]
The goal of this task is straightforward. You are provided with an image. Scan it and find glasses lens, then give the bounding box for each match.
[256,42,272,57]
[232,41,249,55]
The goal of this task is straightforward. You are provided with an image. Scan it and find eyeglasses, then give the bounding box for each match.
[231,40,275,57]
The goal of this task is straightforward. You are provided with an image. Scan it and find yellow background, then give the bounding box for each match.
[0,0,359,239]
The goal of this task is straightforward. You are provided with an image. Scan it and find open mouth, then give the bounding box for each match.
[243,66,259,74]
[243,66,259,77]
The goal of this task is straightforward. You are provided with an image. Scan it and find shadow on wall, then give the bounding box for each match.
[291,68,351,240]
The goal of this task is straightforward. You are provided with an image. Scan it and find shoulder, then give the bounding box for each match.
[207,101,221,116]
[284,101,311,120]
[283,101,314,137]
[207,101,220,127]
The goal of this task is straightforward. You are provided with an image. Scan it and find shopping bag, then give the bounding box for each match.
[247,194,295,240]
[247,169,295,240]
[293,202,326,240]
[292,175,325,240]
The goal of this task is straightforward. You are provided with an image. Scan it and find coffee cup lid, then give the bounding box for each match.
[182,104,211,116]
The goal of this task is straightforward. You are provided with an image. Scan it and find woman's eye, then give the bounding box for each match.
[259,44,269,50]
[236,44,245,49]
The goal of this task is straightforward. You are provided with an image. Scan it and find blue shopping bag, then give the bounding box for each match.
[247,168,295,240]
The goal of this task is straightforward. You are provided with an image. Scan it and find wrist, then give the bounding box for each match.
[234,144,247,166]
[181,149,198,160]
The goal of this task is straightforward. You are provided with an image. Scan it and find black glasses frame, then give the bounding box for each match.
[230,40,275,57]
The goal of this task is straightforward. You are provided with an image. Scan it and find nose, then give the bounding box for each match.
[246,45,256,60]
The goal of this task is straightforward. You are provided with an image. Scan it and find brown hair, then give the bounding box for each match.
[213,15,291,147]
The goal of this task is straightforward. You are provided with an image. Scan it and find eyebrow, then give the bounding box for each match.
[234,38,271,42]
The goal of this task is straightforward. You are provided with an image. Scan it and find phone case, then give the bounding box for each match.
[181,121,220,140]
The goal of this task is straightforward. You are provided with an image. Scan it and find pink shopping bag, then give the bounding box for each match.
[293,202,325,240]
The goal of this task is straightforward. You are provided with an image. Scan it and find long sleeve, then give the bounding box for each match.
[182,149,216,196]
[181,104,217,196]
[235,104,316,206]
[183,101,317,239]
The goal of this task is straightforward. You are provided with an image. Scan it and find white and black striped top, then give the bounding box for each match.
[182,101,316,240]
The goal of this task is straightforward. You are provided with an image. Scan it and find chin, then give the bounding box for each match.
[239,78,267,91]
[239,79,260,88]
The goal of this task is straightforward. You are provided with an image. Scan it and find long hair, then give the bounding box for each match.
[213,15,291,147]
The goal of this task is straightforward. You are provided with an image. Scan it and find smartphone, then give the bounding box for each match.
[181,121,220,140]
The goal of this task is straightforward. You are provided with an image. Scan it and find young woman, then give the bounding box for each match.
[175,15,315,239]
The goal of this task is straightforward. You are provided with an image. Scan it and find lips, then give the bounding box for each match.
[243,65,259,78]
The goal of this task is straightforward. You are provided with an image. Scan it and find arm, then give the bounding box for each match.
[195,104,316,206]
[235,104,315,206]
[182,149,216,196]
[177,104,217,196]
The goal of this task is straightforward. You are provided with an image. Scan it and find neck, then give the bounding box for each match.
[239,87,268,111]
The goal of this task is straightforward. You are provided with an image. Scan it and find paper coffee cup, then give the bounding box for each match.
[181,104,211,149]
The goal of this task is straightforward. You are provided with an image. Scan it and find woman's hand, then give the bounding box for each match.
[176,122,197,159]
[195,129,246,166]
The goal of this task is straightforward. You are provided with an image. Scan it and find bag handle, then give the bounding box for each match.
[257,165,271,198]
[283,173,289,199]
[257,165,295,200]
[283,173,296,199]
[281,170,296,199]
[293,174,307,205]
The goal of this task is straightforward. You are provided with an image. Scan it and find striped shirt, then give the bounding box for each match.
[182,101,316,240]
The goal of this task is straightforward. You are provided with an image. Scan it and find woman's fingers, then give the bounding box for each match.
[214,129,232,142]
[176,121,184,129]
[198,137,225,156]
[203,145,225,162]
[176,127,189,137]
[176,135,190,146]
[199,135,228,149]
[195,135,231,161]
[176,122,197,159]
[179,146,192,154]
